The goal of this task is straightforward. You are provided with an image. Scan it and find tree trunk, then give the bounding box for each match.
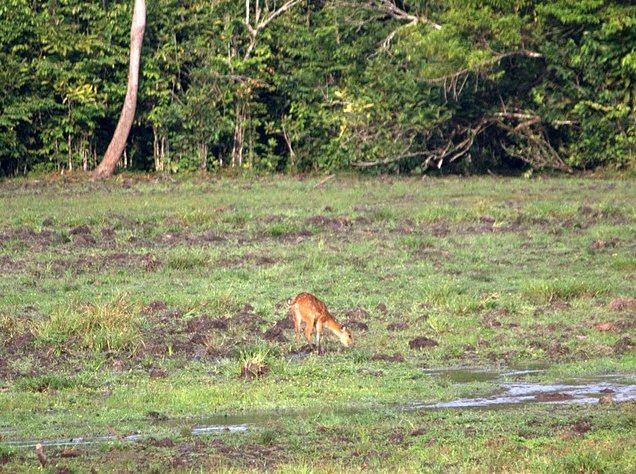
[198,142,208,171]
[93,0,146,179]
[153,125,160,171]
[231,102,245,167]
[67,134,73,172]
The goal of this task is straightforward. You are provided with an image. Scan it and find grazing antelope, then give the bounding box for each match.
[288,292,353,353]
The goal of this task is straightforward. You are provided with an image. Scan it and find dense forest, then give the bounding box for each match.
[1,0,634,177]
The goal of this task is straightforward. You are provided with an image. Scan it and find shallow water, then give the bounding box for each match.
[4,424,249,449]
[5,367,635,449]
[418,367,636,409]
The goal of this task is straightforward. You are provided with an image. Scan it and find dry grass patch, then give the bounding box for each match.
[31,294,143,353]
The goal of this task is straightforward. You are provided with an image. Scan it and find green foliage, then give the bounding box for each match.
[0,0,634,175]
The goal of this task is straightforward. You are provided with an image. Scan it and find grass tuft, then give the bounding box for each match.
[16,373,79,392]
[0,313,26,339]
[238,343,276,379]
[521,278,609,303]
[31,294,143,353]
[166,250,208,270]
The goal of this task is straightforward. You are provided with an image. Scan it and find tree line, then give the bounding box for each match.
[1,0,634,177]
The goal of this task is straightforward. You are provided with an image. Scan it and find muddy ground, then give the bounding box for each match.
[1,176,635,472]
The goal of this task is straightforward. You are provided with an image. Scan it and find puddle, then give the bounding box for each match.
[4,424,249,449]
[422,367,545,384]
[418,381,636,409]
[191,424,249,435]
[4,368,635,449]
[417,367,636,409]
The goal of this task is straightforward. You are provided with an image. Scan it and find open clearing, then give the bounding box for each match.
[1,175,635,472]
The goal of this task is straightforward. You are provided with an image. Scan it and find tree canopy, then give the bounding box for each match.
[1,0,634,176]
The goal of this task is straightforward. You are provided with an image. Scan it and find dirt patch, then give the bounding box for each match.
[134,310,235,360]
[547,341,570,359]
[148,368,168,379]
[3,331,36,356]
[409,336,439,350]
[614,337,635,355]
[229,312,265,330]
[0,451,12,466]
[0,228,59,250]
[404,238,451,259]
[186,315,229,333]
[343,320,368,331]
[561,419,592,439]
[608,298,636,311]
[344,308,370,320]
[371,353,405,363]
[548,301,572,311]
[46,252,163,276]
[431,223,450,237]
[240,362,270,379]
[0,330,70,380]
[149,437,176,448]
[287,345,314,358]
[156,231,228,248]
[142,300,169,315]
[69,225,91,236]
[217,253,278,268]
[70,225,96,246]
[561,418,593,440]
[142,253,162,271]
[387,322,409,332]
[535,392,574,402]
[263,317,293,343]
[59,448,81,459]
[212,442,287,470]
[0,255,22,273]
[590,238,619,250]
[306,215,352,231]
[593,322,618,332]
[481,312,503,328]
[101,226,116,240]
[527,339,570,359]
[593,319,635,332]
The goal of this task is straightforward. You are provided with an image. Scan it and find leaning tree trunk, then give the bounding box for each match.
[93,0,146,179]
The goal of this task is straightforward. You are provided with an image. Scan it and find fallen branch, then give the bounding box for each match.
[314,174,336,188]
[352,151,430,169]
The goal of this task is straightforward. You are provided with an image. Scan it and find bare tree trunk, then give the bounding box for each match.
[231,102,245,167]
[67,134,73,172]
[153,125,160,171]
[93,0,146,179]
[198,142,208,171]
[282,123,296,169]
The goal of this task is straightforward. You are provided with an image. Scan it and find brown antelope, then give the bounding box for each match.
[288,292,353,353]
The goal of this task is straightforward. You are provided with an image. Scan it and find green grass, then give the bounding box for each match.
[30,294,143,353]
[521,277,610,303]
[0,174,635,471]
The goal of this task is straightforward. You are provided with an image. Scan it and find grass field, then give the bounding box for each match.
[0,174,635,472]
